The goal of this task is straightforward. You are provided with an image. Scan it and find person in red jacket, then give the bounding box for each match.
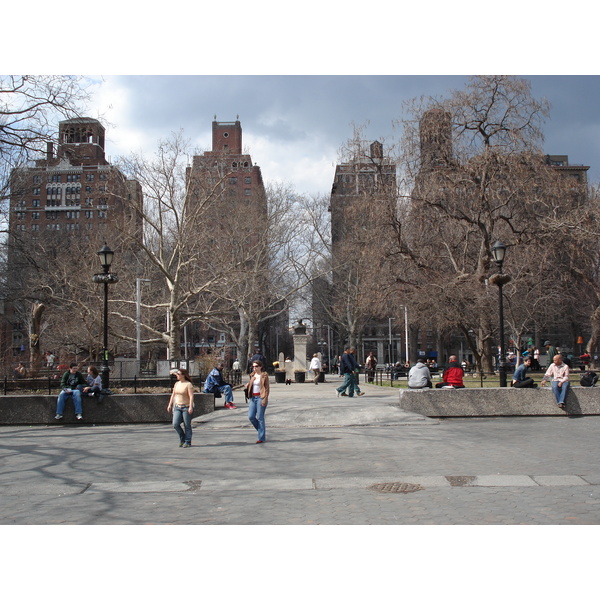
[435,355,465,388]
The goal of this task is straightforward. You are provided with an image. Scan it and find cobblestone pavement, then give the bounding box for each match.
[1,379,600,525]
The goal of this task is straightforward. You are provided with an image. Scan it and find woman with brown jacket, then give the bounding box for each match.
[246,359,270,443]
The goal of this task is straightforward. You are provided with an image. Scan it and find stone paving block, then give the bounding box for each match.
[2,482,89,496]
[88,480,190,493]
[473,475,539,487]
[199,478,314,491]
[532,475,590,486]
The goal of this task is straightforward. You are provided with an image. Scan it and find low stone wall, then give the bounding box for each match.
[398,386,600,417]
[0,393,215,426]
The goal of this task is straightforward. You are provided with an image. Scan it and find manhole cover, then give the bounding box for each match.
[368,482,423,494]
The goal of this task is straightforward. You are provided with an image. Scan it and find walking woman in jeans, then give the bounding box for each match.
[246,360,270,443]
[167,368,195,447]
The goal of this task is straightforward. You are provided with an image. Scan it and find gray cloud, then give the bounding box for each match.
[91,75,599,194]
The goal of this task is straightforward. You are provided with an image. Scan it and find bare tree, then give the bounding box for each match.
[0,75,89,212]
[207,181,321,370]
[111,131,232,359]
[390,75,588,373]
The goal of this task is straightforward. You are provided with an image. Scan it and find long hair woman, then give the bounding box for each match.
[167,368,195,447]
[246,359,270,443]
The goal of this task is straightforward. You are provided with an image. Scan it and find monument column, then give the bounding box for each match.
[292,320,308,375]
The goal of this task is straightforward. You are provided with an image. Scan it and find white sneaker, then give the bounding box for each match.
[76,414,83,420]
[335,390,341,397]
[55,414,63,420]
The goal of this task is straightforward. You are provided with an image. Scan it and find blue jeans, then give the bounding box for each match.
[56,389,83,415]
[248,396,267,442]
[551,381,570,405]
[336,373,355,397]
[172,405,192,444]
[218,384,234,404]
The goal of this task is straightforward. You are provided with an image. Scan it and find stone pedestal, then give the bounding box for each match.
[293,334,308,372]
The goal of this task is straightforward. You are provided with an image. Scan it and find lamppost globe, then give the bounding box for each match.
[491,240,506,266]
[98,244,114,271]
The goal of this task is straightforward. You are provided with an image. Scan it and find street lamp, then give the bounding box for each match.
[93,243,118,389]
[490,241,511,387]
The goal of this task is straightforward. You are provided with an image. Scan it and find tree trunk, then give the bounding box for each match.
[29,302,45,376]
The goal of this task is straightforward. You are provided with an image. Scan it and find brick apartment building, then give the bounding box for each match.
[184,119,289,366]
[4,117,142,365]
[322,140,399,364]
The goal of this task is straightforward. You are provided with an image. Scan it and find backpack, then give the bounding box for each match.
[580,371,598,387]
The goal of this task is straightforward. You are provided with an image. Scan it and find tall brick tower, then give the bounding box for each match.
[187,118,265,218]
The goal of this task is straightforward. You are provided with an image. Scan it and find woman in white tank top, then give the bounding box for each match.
[246,360,270,443]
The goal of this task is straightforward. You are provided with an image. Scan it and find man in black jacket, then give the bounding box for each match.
[336,348,359,398]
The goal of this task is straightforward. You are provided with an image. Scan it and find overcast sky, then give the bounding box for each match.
[11,3,597,200]
[85,74,600,196]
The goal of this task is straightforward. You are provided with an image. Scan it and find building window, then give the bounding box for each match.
[33,175,41,184]
[32,199,40,207]
[32,212,40,220]
[85,211,94,219]
[86,173,95,182]
[99,173,108,181]
[244,189,251,196]
[33,187,40,195]
[32,224,39,231]
[244,177,251,184]
[229,177,237,184]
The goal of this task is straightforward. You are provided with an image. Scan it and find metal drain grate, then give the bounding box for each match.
[368,482,423,494]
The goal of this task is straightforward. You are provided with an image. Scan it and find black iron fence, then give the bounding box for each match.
[2,366,244,396]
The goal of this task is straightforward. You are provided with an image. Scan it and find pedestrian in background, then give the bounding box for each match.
[309,353,321,385]
[408,358,432,389]
[336,348,359,397]
[512,356,537,388]
[365,351,378,383]
[435,355,465,389]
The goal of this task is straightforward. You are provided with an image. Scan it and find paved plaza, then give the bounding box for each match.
[1,377,600,525]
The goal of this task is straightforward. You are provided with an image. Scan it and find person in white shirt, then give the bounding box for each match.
[309,354,321,385]
[541,354,570,410]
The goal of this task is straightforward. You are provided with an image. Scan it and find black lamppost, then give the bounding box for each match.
[93,244,118,389]
[490,241,511,387]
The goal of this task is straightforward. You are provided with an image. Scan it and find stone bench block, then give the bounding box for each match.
[398,387,600,417]
[0,393,215,425]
